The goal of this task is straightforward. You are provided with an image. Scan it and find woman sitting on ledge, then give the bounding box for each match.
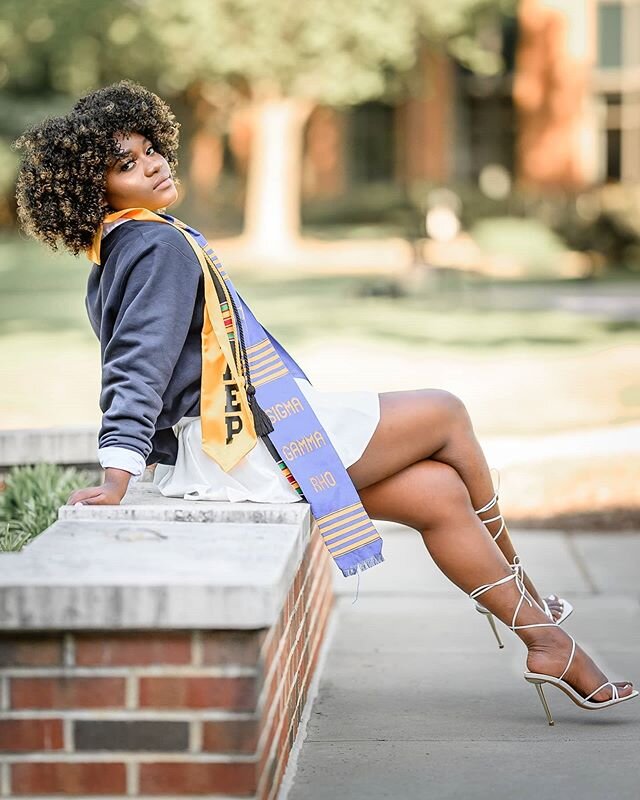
[14,80,637,725]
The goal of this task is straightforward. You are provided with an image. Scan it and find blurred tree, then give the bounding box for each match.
[0,0,135,223]
[0,0,513,252]
[141,0,513,255]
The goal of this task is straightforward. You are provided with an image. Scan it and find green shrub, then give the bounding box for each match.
[409,180,640,273]
[0,521,32,553]
[470,217,568,277]
[0,463,90,552]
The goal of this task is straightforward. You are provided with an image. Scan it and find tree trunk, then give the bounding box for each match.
[242,97,313,253]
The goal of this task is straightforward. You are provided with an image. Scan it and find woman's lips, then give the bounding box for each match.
[154,175,173,191]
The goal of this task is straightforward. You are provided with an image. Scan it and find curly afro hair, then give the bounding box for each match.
[14,80,180,256]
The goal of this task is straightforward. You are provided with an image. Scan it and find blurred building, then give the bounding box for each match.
[302,0,640,198]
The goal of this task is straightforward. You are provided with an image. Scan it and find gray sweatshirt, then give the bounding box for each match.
[85,219,205,477]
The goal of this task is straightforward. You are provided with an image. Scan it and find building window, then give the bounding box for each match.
[595,2,640,181]
[348,102,395,184]
[598,2,623,68]
[606,127,622,180]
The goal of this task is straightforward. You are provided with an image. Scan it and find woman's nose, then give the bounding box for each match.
[145,158,160,177]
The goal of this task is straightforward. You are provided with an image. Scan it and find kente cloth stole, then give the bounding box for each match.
[88,208,384,578]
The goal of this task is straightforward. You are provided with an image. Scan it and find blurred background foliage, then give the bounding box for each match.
[1,0,640,273]
[0,0,514,234]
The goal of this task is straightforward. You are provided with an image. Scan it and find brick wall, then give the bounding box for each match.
[0,526,333,798]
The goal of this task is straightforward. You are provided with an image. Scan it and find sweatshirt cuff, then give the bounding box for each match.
[98,446,147,483]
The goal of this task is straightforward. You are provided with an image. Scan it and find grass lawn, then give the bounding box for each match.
[1,235,639,436]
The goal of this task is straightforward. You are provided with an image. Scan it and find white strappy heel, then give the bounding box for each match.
[469,557,638,725]
[473,468,573,648]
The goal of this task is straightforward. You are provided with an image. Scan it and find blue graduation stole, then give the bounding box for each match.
[166,214,385,578]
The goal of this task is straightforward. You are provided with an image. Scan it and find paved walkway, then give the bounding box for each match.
[281,526,640,800]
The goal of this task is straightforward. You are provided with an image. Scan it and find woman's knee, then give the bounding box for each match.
[433,389,472,429]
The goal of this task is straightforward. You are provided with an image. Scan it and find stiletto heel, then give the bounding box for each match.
[533,682,555,726]
[473,468,573,645]
[469,557,638,724]
[478,607,504,648]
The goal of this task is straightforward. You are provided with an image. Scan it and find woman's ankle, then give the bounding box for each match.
[518,621,566,652]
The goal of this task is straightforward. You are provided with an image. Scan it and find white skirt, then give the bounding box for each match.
[153,377,381,503]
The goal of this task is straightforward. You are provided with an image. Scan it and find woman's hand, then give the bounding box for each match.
[67,467,132,506]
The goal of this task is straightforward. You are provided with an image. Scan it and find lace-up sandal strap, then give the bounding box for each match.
[508,558,560,631]
[469,570,518,603]
[584,681,619,703]
[482,513,506,542]
[469,564,530,631]
[507,556,545,631]
[473,468,501,514]
[473,471,506,541]
[511,621,558,631]
[474,490,499,515]
[470,557,557,633]
[557,636,576,682]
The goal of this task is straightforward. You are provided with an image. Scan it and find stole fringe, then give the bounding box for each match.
[339,551,385,578]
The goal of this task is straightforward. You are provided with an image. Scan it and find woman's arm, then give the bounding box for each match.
[68,230,203,505]
[67,467,132,506]
[98,236,202,457]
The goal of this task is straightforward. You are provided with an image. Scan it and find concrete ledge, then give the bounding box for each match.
[0,426,98,468]
[1,491,314,630]
[0,518,310,630]
[59,482,312,526]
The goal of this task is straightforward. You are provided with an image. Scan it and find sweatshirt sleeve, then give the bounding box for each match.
[97,234,202,462]
[97,445,147,482]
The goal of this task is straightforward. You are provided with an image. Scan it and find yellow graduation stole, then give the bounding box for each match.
[88,207,266,473]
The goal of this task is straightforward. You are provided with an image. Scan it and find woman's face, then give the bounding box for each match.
[104,131,178,211]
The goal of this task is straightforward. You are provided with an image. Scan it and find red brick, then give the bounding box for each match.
[139,761,256,795]
[258,574,332,780]
[11,762,126,795]
[202,719,259,754]
[293,568,302,599]
[139,676,256,711]
[262,617,283,674]
[200,630,266,667]
[273,730,294,799]
[259,573,327,720]
[0,635,63,666]
[74,632,192,666]
[10,677,125,709]
[260,753,278,800]
[0,719,64,751]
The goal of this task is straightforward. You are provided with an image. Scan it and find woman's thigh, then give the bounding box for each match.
[346,388,470,491]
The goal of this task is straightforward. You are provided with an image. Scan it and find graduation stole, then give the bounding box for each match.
[88,208,384,578]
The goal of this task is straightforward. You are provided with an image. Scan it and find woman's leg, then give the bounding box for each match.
[347,389,558,616]
[355,458,633,701]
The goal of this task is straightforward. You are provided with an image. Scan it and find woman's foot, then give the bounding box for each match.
[523,574,568,623]
[542,594,565,622]
[526,626,634,703]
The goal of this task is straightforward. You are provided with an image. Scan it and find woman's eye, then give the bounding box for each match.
[147,146,155,155]
[121,160,135,172]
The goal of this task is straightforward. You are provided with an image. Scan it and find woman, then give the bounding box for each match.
[14,80,636,723]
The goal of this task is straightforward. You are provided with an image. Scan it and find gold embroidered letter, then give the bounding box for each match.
[310,471,337,492]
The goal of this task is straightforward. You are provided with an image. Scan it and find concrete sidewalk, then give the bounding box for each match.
[282,526,640,800]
